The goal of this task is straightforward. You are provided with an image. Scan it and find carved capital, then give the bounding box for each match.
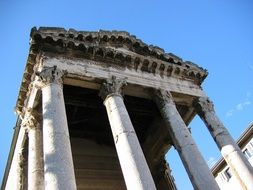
[21,108,41,130]
[153,89,175,109]
[193,97,214,115]
[99,76,127,100]
[35,66,66,88]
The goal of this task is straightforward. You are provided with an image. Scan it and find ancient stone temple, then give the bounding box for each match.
[2,27,253,190]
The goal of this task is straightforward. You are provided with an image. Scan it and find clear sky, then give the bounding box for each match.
[0,0,252,189]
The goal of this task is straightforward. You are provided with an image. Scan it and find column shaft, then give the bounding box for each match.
[154,90,219,190]
[100,76,156,190]
[39,66,76,190]
[195,97,253,190]
[27,120,44,190]
[5,127,26,190]
[104,95,156,190]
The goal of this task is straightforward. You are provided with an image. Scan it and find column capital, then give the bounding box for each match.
[99,76,127,100]
[193,97,215,115]
[153,89,175,108]
[35,66,66,88]
[21,108,41,130]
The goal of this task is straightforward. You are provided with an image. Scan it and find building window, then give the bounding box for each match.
[224,168,232,181]
[218,172,226,182]
[243,148,252,159]
[249,142,253,150]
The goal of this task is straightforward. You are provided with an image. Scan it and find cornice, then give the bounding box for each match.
[30,27,208,83]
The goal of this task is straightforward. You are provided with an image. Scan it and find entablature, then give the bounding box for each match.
[16,27,207,116]
[41,56,205,98]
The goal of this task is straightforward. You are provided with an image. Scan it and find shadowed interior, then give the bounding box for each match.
[63,84,187,189]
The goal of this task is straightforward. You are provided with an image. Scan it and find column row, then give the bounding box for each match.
[8,66,253,190]
[16,66,77,190]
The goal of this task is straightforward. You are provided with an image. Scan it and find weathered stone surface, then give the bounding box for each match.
[43,57,205,99]
[194,97,253,190]
[99,76,126,100]
[21,108,44,190]
[36,65,66,87]
[100,77,156,190]
[5,127,27,190]
[27,117,44,190]
[5,27,236,190]
[16,28,208,116]
[38,66,77,190]
[153,89,219,190]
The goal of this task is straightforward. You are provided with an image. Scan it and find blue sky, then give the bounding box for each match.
[0,0,252,189]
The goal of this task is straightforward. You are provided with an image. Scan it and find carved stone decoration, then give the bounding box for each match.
[21,108,41,130]
[193,96,229,141]
[99,76,127,100]
[152,89,220,190]
[193,96,215,116]
[41,71,77,189]
[194,96,253,190]
[16,28,208,122]
[101,76,156,190]
[35,66,66,88]
[152,88,175,110]
[23,107,44,190]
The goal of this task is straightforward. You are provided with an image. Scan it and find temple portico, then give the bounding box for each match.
[2,27,253,190]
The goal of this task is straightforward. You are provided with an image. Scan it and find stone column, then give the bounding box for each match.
[22,108,44,190]
[153,89,219,190]
[99,76,156,190]
[37,66,77,190]
[194,97,253,190]
[5,126,27,190]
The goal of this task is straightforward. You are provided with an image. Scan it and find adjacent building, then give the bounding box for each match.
[212,123,253,190]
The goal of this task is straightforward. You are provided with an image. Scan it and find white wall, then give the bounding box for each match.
[215,138,253,190]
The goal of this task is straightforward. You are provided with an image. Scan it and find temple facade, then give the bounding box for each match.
[2,27,253,190]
